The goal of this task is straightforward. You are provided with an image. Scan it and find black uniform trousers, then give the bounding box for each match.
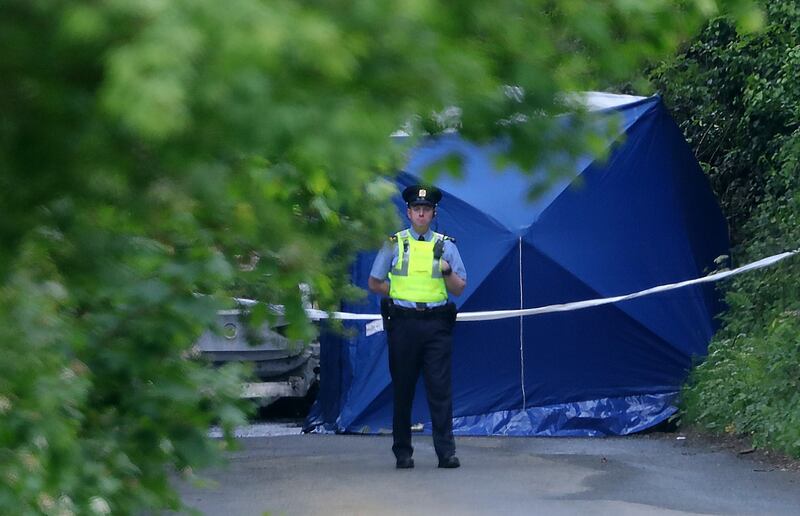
[383,301,457,461]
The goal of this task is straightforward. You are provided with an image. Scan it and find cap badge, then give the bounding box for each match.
[418,189,427,197]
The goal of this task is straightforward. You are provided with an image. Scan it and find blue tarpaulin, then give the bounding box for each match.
[305,94,729,436]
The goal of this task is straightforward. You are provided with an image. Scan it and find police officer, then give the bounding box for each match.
[368,184,467,469]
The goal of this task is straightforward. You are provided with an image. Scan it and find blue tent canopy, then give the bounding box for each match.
[306,94,729,436]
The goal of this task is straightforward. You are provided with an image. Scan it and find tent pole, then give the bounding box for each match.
[519,236,526,410]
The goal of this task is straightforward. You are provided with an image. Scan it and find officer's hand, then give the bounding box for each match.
[440,259,451,273]
[433,238,445,259]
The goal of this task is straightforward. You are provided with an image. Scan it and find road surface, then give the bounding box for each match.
[178,431,800,515]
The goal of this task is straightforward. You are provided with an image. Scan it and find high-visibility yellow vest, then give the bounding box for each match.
[388,230,448,303]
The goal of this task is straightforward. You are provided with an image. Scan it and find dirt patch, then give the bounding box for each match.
[641,426,800,473]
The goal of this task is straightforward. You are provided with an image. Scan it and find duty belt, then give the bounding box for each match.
[381,298,455,320]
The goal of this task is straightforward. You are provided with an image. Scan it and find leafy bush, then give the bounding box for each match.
[651,0,800,457]
[0,0,761,513]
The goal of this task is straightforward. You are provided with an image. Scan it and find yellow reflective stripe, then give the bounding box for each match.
[432,256,443,278]
[395,235,404,271]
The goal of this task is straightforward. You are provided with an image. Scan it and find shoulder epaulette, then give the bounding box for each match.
[389,235,398,242]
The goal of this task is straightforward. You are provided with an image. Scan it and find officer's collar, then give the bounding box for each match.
[408,228,433,241]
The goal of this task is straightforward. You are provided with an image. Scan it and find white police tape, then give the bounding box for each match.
[457,249,797,322]
[233,249,798,330]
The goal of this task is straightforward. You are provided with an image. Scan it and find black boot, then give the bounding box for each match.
[437,456,460,469]
[396,457,415,469]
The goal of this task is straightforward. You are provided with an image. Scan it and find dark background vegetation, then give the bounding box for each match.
[649,0,799,459]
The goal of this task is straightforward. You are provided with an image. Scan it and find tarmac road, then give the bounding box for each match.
[179,431,800,516]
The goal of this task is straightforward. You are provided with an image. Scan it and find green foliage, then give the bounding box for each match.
[651,0,800,457]
[0,0,758,513]
[681,259,800,455]
[650,1,800,244]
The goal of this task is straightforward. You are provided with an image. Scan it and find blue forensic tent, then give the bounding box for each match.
[306,93,729,436]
